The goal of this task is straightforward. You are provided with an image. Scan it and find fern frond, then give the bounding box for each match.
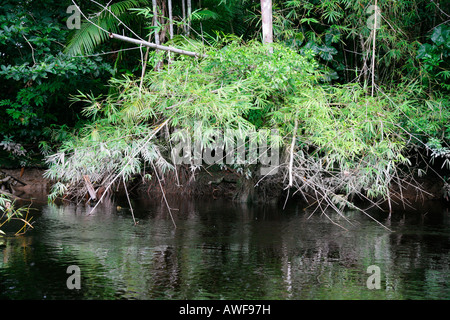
[65,0,151,56]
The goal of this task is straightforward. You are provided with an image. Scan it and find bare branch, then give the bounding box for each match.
[287,119,298,188]
[109,33,207,58]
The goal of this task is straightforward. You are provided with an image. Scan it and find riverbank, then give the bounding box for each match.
[1,166,448,209]
[1,167,50,201]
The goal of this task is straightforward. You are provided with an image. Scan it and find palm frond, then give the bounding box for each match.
[191,8,219,21]
[65,0,151,56]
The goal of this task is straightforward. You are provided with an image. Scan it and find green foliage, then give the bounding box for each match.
[44,39,319,200]
[0,194,33,236]
[65,0,151,56]
[45,39,426,213]
[269,0,446,88]
[416,24,450,91]
[148,39,319,132]
[395,86,450,169]
[189,0,253,38]
[0,1,115,162]
[44,119,173,201]
[0,0,448,212]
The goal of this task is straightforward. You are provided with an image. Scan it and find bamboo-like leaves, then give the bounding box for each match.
[47,39,418,220]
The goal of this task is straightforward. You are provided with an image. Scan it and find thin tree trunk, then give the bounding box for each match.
[261,0,273,52]
[152,0,160,45]
[187,0,192,36]
[182,0,187,34]
[159,0,167,44]
[167,0,173,64]
[287,119,298,188]
[139,0,159,92]
[152,0,162,70]
[371,0,378,97]
[261,0,273,43]
[168,0,174,40]
[360,34,368,86]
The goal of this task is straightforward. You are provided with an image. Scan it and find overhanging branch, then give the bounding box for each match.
[109,33,207,58]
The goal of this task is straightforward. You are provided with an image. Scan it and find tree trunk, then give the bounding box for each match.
[261,0,273,45]
[181,0,187,34]
[152,0,160,45]
[187,0,192,36]
[83,175,97,201]
[168,0,174,40]
[152,0,162,70]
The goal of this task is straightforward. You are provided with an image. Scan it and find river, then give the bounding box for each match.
[1,196,449,300]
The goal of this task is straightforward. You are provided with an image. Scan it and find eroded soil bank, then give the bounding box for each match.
[1,168,50,201]
[1,167,448,208]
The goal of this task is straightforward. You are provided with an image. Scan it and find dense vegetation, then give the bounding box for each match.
[1,0,449,224]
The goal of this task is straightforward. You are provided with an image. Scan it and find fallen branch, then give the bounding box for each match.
[151,161,177,228]
[109,33,207,58]
[0,170,27,186]
[83,175,97,201]
[122,176,137,225]
[287,119,298,188]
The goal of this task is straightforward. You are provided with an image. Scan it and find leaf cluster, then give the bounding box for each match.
[0,2,115,153]
[44,39,425,212]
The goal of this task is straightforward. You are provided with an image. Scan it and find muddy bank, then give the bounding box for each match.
[1,167,448,207]
[1,167,50,201]
[133,166,449,207]
[135,165,284,203]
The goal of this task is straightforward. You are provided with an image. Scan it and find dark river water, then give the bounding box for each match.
[1,196,450,300]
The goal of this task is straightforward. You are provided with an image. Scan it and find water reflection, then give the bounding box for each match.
[1,197,449,299]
